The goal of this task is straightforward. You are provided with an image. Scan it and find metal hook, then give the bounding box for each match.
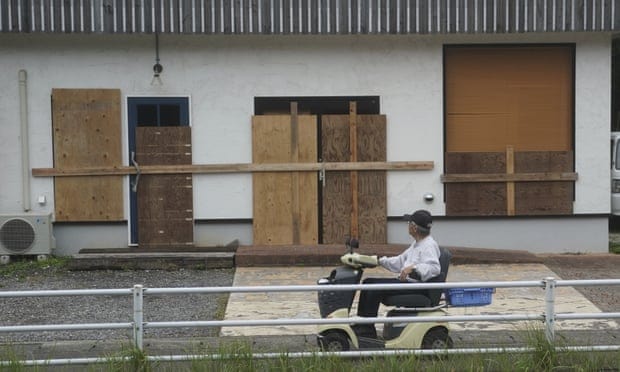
[319,161,326,187]
[131,151,141,192]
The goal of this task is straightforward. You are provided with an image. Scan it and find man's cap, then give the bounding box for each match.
[403,209,433,229]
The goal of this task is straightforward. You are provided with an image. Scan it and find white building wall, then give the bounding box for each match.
[388,216,609,254]
[573,35,612,213]
[0,32,612,254]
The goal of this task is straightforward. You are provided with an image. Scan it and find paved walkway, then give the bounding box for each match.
[221,264,619,337]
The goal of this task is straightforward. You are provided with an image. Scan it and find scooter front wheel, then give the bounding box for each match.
[318,330,350,352]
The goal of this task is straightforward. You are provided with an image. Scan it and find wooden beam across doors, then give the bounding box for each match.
[440,172,578,183]
[32,161,434,177]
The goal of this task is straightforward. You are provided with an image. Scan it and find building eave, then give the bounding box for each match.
[1,0,618,35]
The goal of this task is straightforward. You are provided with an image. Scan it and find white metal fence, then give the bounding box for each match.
[1,277,620,366]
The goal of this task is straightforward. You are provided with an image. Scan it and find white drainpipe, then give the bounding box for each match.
[19,70,31,212]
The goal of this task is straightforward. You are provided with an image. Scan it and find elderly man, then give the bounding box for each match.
[353,209,441,339]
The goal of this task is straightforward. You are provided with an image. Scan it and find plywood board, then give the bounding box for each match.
[321,114,386,244]
[356,115,387,244]
[52,89,123,221]
[321,115,351,244]
[445,46,573,152]
[252,115,318,245]
[136,127,193,248]
[445,152,507,216]
[514,151,574,215]
[445,151,574,216]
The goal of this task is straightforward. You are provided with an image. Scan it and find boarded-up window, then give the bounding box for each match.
[444,45,574,216]
[52,89,123,221]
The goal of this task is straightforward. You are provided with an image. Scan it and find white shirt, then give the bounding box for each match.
[379,236,441,282]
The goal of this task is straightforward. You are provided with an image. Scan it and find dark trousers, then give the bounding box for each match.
[356,277,423,317]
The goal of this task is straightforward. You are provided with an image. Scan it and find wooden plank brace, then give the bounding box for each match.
[506,146,515,216]
[290,102,300,244]
[349,101,359,239]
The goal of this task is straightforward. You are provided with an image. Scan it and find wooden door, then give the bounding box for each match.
[321,114,387,244]
[252,115,318,245]
[135,127,193,249]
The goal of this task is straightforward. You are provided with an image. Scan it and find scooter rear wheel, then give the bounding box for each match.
[421,327,453,350]
[318,331,350,351]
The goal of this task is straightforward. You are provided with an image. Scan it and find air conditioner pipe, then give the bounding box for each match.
[19,70,31,212]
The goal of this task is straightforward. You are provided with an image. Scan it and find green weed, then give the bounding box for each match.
[0,256,70,280]
[609,242,620,254]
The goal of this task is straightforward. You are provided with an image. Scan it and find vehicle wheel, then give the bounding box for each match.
[421,328,453,350]
[318,331,350,351]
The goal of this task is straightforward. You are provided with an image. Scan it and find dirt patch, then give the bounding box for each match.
[541,254,620,312]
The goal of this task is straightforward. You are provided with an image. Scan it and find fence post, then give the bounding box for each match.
[133,284,144,351]
[543,277,556,344]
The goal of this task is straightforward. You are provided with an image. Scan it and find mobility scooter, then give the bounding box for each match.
[317,238,453,351]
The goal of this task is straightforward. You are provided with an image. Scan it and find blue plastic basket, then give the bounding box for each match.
[447,287,494,307]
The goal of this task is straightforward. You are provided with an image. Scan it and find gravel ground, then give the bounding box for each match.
[541,254,620,313]
[0,266,234,343]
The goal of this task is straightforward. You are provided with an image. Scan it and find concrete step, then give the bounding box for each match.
[234,244,543,267]
[69,252,235,270]
[68,244,542,270]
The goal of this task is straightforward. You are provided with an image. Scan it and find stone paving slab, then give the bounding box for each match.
[221,264,618,337]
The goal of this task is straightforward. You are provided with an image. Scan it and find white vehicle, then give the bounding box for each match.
[612,132,620,215]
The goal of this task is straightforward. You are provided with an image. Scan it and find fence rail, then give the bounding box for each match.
[1,277,620,366]
[1,0,619,34]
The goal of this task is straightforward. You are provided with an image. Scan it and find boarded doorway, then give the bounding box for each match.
[252,97,386,245]
[127,97,192,249]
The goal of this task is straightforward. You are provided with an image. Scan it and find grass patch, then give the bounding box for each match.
[213,293,230,320]
[1,339,620,372]
[609,242,620,254]
[188,345,620,372]
[0,256,70,279]
[101,345,153,372]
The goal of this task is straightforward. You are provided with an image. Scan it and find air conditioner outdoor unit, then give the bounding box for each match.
[0,214,55,256]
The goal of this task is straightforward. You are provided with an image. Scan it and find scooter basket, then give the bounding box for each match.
[447,287,494,307]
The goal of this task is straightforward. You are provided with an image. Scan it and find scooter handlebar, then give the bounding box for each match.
[340,253,379,268]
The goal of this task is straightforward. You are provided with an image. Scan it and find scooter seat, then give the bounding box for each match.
[382,247,452,309]
[382,293,432,308]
